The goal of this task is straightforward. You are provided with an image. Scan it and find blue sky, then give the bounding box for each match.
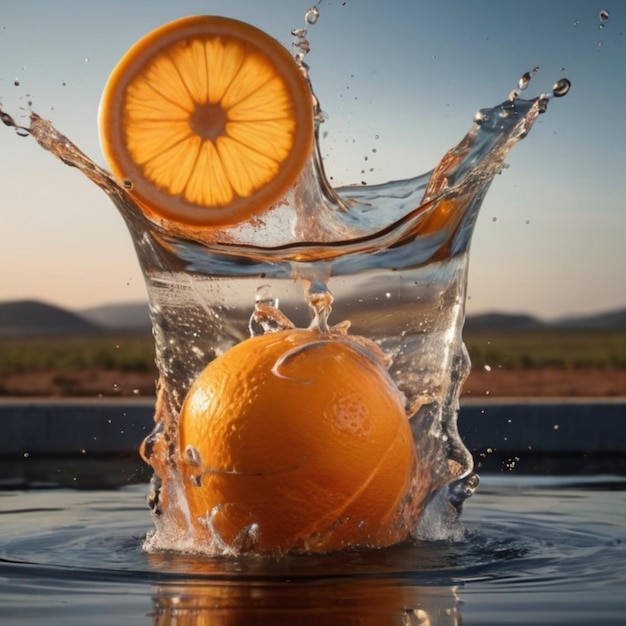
[0,0,624,318]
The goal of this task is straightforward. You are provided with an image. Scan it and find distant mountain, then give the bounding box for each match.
[463,312,544,332]
[0,300,101,336]
[1,299,625,337]
[550,307,626,330]
[80,301,151,331]
[464,307,626,332]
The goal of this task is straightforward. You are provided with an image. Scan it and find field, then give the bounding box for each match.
[1,330,625,397]
[0,334,156,397]
[465,329,626,369]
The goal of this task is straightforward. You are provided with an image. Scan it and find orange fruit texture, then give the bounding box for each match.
[178,328,417,554]
[99,16,314,227]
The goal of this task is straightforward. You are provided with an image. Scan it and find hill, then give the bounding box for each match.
[551,308,626,330]
[0,300,101,336]
[463,312,543,332]
[75,302,626,333]
[80,301,151,331]
[1,299,626,336]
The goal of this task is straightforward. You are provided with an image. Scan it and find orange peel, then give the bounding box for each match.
[99,16,314,227]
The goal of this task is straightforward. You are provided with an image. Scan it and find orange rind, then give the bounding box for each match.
[178,328,416,553]
[99,16,314,227]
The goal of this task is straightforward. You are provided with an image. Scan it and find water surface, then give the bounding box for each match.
[2,475,624,625]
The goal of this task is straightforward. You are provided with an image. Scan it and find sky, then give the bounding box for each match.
[0,0,624,319]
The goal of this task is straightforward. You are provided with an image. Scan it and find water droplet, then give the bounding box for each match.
[123,178,133,190]
[305,6,320,25]
[13,78,20,87]
[511,67,539,100]
[518,71,532,91]
[294,38,311,54]
[599,9,609,24]
[255,284,278,309]
[315,109,329,124]
[15,125,31,137]
[552,78,571,98]
[84,57,90,63]
[573,19,580,27]
[491,217,497,222]
[0,111,15,127]
[249,285,294,335]
[306,280,334,333]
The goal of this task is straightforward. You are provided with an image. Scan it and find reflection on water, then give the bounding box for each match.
[1,476,625,625]
[150,570,460,625]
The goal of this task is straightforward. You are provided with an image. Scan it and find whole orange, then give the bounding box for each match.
[178,328,416,554]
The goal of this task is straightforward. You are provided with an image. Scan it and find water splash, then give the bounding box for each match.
[599,9,610,29]
[305,6,320,25]
[0,20,569,555]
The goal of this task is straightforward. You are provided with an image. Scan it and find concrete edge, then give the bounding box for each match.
[1,397,624,457]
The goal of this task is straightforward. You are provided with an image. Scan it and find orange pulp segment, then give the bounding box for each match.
[99,16,314,227]
[178,328,416,554]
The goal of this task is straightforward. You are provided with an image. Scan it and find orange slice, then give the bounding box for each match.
[99,16,314,227]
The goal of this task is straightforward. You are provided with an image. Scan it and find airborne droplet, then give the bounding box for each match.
[510,67,539,101]
[518,71,532,91]
[305,6,320,24]
[599,9,609,24]
[552,78,571,98]
[0,111,15,127]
